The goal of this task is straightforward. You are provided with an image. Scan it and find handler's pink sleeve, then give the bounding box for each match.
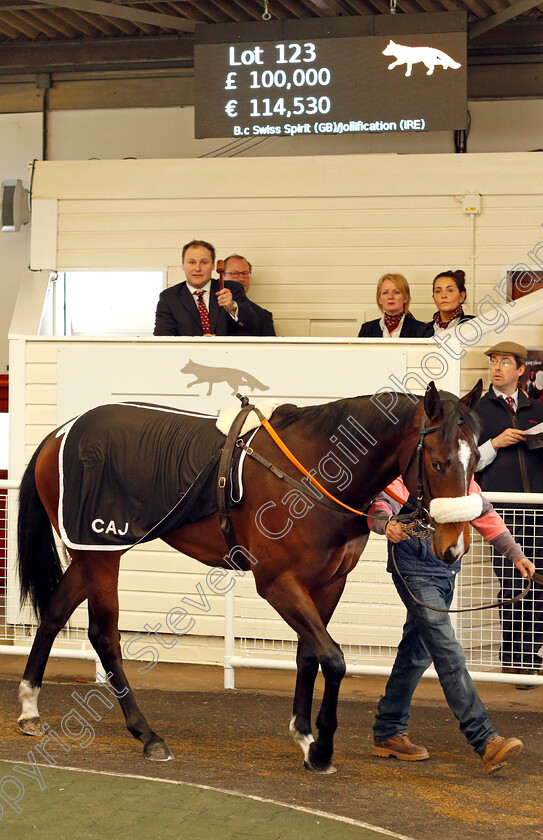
[469,478,507,540]
[367,477,407,533]
[384,477,410,504]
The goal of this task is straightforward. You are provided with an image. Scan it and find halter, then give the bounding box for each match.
[396,412,460,534]
[390,409,540,613]
[224,395,450,531]
[217,396,540,613]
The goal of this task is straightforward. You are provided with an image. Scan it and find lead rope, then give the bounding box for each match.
[254,403,540,612]
[390,541,539,613]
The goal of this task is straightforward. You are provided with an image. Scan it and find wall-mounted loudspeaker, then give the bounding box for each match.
[1,179,30,232]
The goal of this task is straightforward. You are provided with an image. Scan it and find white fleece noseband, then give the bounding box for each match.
[429,493,482,524]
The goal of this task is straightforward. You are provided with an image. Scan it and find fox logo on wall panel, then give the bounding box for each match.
[56,345,412,425]
[382,41,462,78]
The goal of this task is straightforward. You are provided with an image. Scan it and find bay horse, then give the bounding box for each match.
[16,380,482,773]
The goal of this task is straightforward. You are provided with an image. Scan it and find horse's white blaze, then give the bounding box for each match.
[458,439,471,493]
[289,716,314,760]
[18,679,40,721]
[449,528,465,561]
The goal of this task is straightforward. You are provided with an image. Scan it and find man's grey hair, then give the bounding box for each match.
[224,254,252,272]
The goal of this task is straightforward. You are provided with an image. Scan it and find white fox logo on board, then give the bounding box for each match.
[382,40,462,77]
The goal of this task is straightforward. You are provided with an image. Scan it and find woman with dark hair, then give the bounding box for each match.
[358,273,427,338]
[421,269,475,337]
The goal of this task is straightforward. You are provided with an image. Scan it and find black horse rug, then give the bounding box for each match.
[57,402,249,551]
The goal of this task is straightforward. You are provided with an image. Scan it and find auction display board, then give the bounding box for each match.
[195,12,467,139]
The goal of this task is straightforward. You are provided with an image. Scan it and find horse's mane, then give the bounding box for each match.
[272,394,419,438]
[272,393,480,445]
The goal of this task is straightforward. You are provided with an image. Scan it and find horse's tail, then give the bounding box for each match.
[17,438,63,621]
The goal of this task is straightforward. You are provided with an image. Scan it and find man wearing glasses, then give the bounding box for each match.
[475,341,543,686]
[154,240,255,336]
[223,255,276,337]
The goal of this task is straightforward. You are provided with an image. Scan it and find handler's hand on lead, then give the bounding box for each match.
[385,520,410,543]
[515,557,536,579]
[492,428,527,450]
[216,288,235,313]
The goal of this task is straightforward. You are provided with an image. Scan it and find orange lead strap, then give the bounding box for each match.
[259,416,407,513]
[216,259,225,291]
[260,417,368,516]
[260,417,405,508]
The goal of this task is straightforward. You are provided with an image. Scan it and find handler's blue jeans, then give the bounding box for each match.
[373,573,498,755]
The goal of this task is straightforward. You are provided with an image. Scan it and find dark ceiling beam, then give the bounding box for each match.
[0,16,20,35]
[26,0,196,31]
[0,34,194,73]
[303,0,352,15]
[469,0,543,39]
[4,6,43,34]
[468,61,543,98]
[47,5,108,33]
[0,0,196,4]
[28,6,80,36]
[469,19,543,47]
[67,5,119,31]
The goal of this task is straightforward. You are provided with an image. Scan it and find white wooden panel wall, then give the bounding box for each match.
[20,152,543,664]
[30,154,543,341]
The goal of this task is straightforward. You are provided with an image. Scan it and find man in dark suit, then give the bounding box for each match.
[475,340,543,686]
[223,254,276,337]
[153,240,255,336]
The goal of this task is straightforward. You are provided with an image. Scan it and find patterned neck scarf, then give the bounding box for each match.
[433,305,464,330]
[384,312,405,334]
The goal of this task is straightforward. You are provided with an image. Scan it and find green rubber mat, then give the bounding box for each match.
[0,760,408,840]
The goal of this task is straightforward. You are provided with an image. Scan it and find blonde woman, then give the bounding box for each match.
[358,273,427,338]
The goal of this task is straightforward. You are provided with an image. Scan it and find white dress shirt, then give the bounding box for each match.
[187,280,212,309]
[187,279,238,321]
[378,314,406,339]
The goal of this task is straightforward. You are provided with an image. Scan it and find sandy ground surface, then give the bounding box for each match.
[1,656,542,840]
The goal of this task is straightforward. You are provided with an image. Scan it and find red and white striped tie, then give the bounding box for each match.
[194,290,210,334]
[506,395,515,411]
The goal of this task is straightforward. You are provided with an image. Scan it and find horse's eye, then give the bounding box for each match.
[431,461,443,472]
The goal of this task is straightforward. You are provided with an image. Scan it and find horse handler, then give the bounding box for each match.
[368,477,535,775]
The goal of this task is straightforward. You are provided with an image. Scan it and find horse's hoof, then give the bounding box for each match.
[144,740,174,761]
[18,717,44,737]
[303,758,337,774]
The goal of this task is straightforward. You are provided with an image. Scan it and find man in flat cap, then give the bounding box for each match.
[475,341,543,686]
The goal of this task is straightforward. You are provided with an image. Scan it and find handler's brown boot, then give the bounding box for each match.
[481,736,523,774]
[373,733,429,761]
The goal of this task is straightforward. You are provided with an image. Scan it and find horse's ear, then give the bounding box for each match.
[424,381,443,423]
[460,378,483,412]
